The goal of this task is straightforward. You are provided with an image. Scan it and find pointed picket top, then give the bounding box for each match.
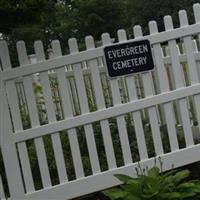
[68,38,79,53]
[133,25,143,38]
[34,41,46,61]
[192,40,198,52]
[51,40,62,57]
[149,20,159,34]
[17,41,29,65]
[193,3,200,23]
[101,33,111,46]
[181,40,197,54]
[117,29,127,42]
[164,15,174,30]
[85,36,95,49]
[165,46,170,56]
[0,40,12,70]
[179,10,189,27]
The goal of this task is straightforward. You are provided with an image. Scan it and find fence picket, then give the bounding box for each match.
[194,3,200,42]
[51,40,85,178]
[117,29,148,160]
[149,21,179,151]
[0,43,25,199]
[68,38,101,174]
[102,33,133,164]
[34,41,68,183]
[133,26,164,155]
[192,40,200,81]
[85,36,117,169]
[179,10,200,144]
[16,41,52,188]
[100,72,112,107]
[179,11,199,84]
[164,15,195,147]
[165,45,183,125]
[1,41,35,192]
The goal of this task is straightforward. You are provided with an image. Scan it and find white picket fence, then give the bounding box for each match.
[1,3,200,199]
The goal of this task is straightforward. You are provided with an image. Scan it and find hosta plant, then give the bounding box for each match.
[104,166,200,200]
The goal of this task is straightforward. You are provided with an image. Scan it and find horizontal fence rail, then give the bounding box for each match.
[1,3,200,200]
[2,22,200,81]
[11,83,200,143]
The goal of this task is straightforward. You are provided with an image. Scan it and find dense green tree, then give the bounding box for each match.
[126,0,200,35]
[0,0,57,34]
[1,0,200,63]
[0,0,60,63]
[66,0,127,42]
[0,0,126,60]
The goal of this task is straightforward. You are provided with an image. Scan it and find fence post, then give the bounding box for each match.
[0,75,25,199]
[0,69,6,199]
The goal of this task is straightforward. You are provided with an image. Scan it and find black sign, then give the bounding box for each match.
[104,40,154,78]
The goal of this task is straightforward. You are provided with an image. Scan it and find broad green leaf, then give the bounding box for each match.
[178,192,196,199]
[177,182,195,189]
[161,192,182,199]
[103,188,127,200]
[142,191,159,199]
[147,166,160,178]
[173,170,190,184]
[162,170,177,178]
[121,182,141,195]
[125,194,141,200]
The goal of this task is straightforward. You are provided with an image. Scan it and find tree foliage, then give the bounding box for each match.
[0,0,57,34]
[126,0,200,34]
[0,0,200,57]
[67,0,127,41]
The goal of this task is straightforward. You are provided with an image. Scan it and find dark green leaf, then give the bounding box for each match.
[103,188,127,200]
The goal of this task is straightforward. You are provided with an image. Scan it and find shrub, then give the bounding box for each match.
[104,165,200,200]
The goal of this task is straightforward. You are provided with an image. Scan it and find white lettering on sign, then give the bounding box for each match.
[107,45,148,59]
[112,56,147,70]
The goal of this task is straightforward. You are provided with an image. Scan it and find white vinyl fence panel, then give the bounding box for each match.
[1,3,200,200]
